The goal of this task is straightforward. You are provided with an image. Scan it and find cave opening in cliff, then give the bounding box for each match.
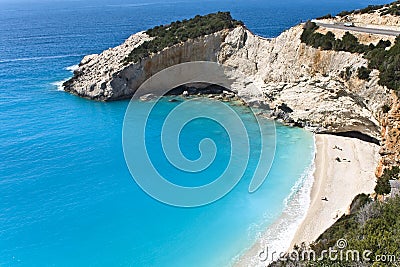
[324,131,380,145]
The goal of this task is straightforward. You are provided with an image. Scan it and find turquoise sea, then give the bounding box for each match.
[0,0,388,266]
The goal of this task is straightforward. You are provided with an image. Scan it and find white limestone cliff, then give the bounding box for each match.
[63,23,390,140]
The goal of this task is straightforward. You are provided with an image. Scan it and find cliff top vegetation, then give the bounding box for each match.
[317,1,400,18]
[301,21,400,91]
[124,12,243,64]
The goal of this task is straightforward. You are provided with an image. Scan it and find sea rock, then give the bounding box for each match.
[139,93,156,101]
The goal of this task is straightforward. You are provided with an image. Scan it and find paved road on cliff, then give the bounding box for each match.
[315,22,400,36]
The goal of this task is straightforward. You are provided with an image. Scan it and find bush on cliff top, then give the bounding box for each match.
[336,1,400,17]
[374,166,399,209]
[370,36,400,91]
[301,22,399,91]
[124,12,243,64]
[381,2,400,16]
[336,5,383,17]
[375,175,392,195]
[322,2,394,20]
[357,66,372,80]
[301,22,370,53]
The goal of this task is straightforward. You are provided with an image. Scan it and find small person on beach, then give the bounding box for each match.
[321,196,328,201]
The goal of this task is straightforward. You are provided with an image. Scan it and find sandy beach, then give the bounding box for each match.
[290,134,379,246]
[235,134,380,266]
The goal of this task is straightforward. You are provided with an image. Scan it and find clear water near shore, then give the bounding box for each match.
[0,0,388,266]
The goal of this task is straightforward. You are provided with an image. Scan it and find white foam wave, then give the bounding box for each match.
[240,134,317,266]
[51,79,69,91]
[0,54,84,64]
[258,135,316,265]
[50,64,79,91]
[65,64,79,72]
[6,34,86,42]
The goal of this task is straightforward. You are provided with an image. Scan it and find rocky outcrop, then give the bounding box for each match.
[64,30,228,100]
[218,25,386,139]
[377,92,400,176]
[64,17,397,142]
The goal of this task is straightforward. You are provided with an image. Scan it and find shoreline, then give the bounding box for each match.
[290,134,379,247]
[235,133,379,266]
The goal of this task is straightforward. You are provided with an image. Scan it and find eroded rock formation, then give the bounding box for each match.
[63,17,399,171]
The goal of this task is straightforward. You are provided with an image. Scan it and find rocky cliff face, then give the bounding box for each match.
[224,24,398,171]
[64,30,227,100]
[64,15,400,172]
[64,26,388,139]
[219,25,387,140]
[64,21,394,142]
[377,92,400,176]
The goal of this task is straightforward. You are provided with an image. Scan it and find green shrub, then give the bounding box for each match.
[375,176,391,195]
[124,12,243,64]
[375,39,392,49]
[301,26,368,54]
[271,195,400,267]
[376,36,400,91]
[336,10,353,17]
[357,66,372,80]
[301,24,400,91]
[381,2,400,16]
[374,167,399,195]
[336,3,389,16]
[335,1,400,17]
[382,166,400,180]
[357,4,384,14]
[316,14,333,20]
[365,47,387,69]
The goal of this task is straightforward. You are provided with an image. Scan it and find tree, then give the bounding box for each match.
[375,176,391,195]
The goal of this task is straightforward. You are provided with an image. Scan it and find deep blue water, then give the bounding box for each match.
[0,0,390,266]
